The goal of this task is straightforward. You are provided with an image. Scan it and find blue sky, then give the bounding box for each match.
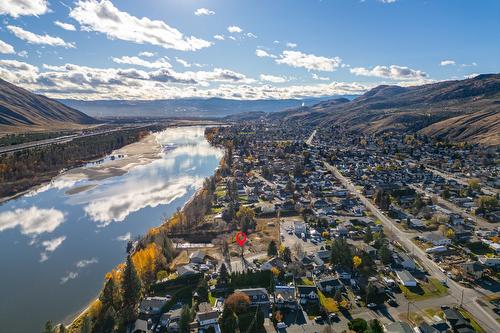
[0,0,498,100]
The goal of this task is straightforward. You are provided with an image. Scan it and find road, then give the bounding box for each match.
[305,129,317,146]
[324,162,500,333]
[0,124,152,154]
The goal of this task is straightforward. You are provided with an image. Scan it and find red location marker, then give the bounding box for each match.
[235,231,247,247]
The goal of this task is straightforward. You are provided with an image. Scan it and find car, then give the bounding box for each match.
[328,313,339,322]
[387,299,398,307]
[277,322,287,329]
[314,316,324,324]
[440,305,449,310]
[367,303,377,309]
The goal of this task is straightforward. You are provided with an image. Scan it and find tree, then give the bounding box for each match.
[378,244,392,265]
[225,292,251,314]
[236,206,256,232]
[364,226,373,244]
[353,255,362,269]
[370,319,384,333]
[219,263,229,285]
[179,305,192,333]
[195,278,209,303]
[100,277,116,311]
[220,306,238,333]
[282,247,292,263]
[267,240,278,256]
[348,318,368,333]
[42,321,54,333]
[334,289,342,302]
[446,228,455,239]
[80,316,91,333]
[270,267,281,278]
[330,238,352,270]
[157,270,168,281]
[365,282,378,304]
[468,178,481,191]
[120,255,142,324]
[57,324,66,333]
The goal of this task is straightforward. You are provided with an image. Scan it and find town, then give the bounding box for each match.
[63,120,499,333]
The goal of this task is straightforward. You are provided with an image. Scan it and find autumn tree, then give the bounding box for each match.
[225,292,251,314]
[353,255,362,269]
[236,206,256,232]
[131,243,166,287]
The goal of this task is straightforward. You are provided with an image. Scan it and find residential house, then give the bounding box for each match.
[316,276,343,294]
[274,285,297,310]
[478,256,500,268]
[396,270,417,287]
[443,308,475,333]
[261,257,286,271]
[296,285,319,305]
[461,261,487,279]
[139,296,169,316]
[293,220,307,236]
[423,232,452,246]
[195,310,220,332]
[189,250,206,264]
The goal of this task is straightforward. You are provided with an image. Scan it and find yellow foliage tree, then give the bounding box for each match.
[270,267,281,277]
[353,255,362,269]
[132,243,165,285]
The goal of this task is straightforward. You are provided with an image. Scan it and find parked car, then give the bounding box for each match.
[329,313,340,322]
[367,303,377,309]
[277,322,287,329]
[314,316,324,324]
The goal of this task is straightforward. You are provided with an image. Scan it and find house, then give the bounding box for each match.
[293,220,307,236]
[423,232,452,246]
[274,285,297,309]
[189,250,206,264]
[361,244,377,257]
[478,255,500,268]
[139,296,170,316]
[316,250,331,260]
[395,252,415,270]
[132,319,152,333]
[177,264,198,277]
[195,310,220,332]
[409,218,425,228]
[461,261,487,279]
[336,268,352,280]
[296,285,319,304]
[235,288,270,307]
[316,276,343,293]
[261,257,286,271]
[396,270,418,287]
[443,308,475,333]
[385,321,414,333]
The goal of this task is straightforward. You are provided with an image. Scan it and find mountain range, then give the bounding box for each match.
[268,74,500,146]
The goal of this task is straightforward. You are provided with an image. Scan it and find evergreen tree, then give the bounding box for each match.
[42,321,54,333]
[364,226,373,244]
[100,277,116,311]
[282,247,292,263]
[195,278,209,303]
[80,316,91,333]
[267,240,278,256]
[378,244,392,265]
[370,319,384,333]
[219,263,229,285]
[179,305,191,333]
[120,255,141,325]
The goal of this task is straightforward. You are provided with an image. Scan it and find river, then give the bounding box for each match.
[0,126,223,333]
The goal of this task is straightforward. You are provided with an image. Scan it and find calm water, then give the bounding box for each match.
[0,126,222,333]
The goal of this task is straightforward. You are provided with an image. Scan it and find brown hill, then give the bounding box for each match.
[271,74,500,146]
[0,78,99,132]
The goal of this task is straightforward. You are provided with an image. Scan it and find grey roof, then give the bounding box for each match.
[385,321,413,333]
[396,270,417,284]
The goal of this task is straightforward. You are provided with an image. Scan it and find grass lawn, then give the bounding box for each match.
[318,290,339,313]
[400,278,448,301]
[208,292,216,305]
[300,278,314,286]
[459,309,486,333]
[423,307,444,319]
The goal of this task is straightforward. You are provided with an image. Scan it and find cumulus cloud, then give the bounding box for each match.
[350,64,427,80]
[8,26,75,48]
[260,74,287,83]
[440,60,456,66]
[213,35,225,41]
[286,42,297,48]
[0,0,49,18]
[194,8,215,16]
[42,236,66,252]
[116,232,131,241]
[0,39,15,54]
[246,32,257,38]
[139,51,155,57]
[0,59,39,83]
[54,21,76,31]
[112,56,171,69]
[255,49,276,58]
[175,57,191,68]
[70,0,211,51]
[227,25,243,33]
[0,206,65,235]
[276,50,342,72]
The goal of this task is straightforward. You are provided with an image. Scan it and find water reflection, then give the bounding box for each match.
[0,126,222,332]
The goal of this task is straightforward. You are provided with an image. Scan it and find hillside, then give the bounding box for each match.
[271,74,500,146]
[0,79,99,132]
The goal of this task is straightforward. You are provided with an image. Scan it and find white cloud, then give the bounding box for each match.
[0,0,49,18]
[350,64,427,80]
[176,57,191,68]
[227,25,243,33]
[76,257,98,268]
[312,73,330,81]
[276,50,342,72]
[260,74,287,83]
[60,271,78,284]
[54,20,76,31]
[8,26,75,48]
[112,55,171,69]
[194,8,215,16]
[213,34,225,41]
[139,51,155,57]
[0,206,65,235]
[246,32,257,38]
[255,49,276,58]
[286,42,297,48]
[70,0,211,51]
[18,50,28,57]
[116,232,131,241]
[440,60,456,66]
[380,0,397,3]
[0,39,15,54]
[464,73,479,79]
[460,62,478,67]
[42,236,66,252]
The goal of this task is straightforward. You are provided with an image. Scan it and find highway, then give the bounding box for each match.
[324,162,500,333]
